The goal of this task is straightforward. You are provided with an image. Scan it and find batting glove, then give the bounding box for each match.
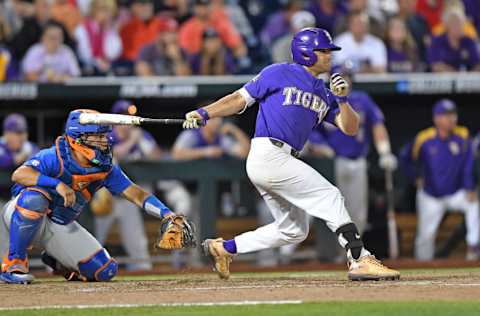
[330,73,350,102]
[183,109,208,129]
[379,153,398,171]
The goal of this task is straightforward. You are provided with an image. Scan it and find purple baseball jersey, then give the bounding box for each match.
[110,129,158,161]
[308,90,384,158]
[387,47,415,73]
[399,126,474,197]
[427,34,480,71]
[241,63,340,151]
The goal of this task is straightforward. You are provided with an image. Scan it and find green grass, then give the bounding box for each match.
[2,302,480,316]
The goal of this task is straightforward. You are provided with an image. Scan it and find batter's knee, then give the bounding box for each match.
[78,248,118,282]
[16,189,50,218]
[279,225,309,244]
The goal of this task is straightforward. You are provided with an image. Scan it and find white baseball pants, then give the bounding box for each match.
[415,189,480,260]
[235,138,353,254]
[335,157,368,234]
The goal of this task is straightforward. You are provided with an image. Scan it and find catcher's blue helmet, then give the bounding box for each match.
[291,27,341,66]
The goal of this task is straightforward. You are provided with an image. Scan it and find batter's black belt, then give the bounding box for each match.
[269,138,300,158]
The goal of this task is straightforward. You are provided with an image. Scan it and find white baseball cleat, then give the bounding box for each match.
[202,238,233,280]
[348,255,400,281]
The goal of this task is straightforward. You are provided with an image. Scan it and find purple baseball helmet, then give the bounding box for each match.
[291,27,341,66]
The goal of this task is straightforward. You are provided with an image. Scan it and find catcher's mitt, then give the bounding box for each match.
[155,215,197,250]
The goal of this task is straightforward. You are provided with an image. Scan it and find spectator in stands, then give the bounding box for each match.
[120,0,174,62]
[0,0,34,42]
[432,0,477,38]
[190,27,234,75]
[211,0,257,48]
[397,0,431,67]
[172,117,250,161]
[135,18,191,76]
[22,23,80,82]
[178,0,250,74]
[75,0,122,76]
[416,0,443,30]
[306,0,347,35]
[9,0,76,61]
[463,0,480,34]
[427,6,480,72]
[0,15,17,81]
[271,10,316,63]
[259,0,302,47]
[51,0,83,37]
[334,0,385,38]
[399,99,479,261]
[385,16,419,72]
[334,12,387,73]
[0,113,38,171]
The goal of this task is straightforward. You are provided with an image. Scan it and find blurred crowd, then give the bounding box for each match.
[1,0,480,82]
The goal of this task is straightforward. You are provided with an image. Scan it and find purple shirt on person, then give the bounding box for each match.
[427,34,480,71]
[387,47,415,73]
[308,90,384,159]
[110,129,158,161]
[306,0,347,34]
[260,12,290,47]
[0,138,38,170]
[21,43,80,82]
[241,63,339,151]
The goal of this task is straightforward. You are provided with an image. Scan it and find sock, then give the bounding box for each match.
[223,239,237,254]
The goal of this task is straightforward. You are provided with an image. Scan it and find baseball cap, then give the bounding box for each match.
[291,11,316,30]
[3,113,27,133]
[111,99,133,114]
[433,99,457,116]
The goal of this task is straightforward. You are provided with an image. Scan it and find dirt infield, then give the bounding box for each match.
[2,269,480,309]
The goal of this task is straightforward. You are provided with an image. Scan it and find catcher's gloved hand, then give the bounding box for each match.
[155,215,197,250]
[329,73,350,98]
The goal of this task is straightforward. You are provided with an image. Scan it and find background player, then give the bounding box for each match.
[307,65,397,236]
[182,27,400,281]
[400,99,479,261]
[0,109,182,284]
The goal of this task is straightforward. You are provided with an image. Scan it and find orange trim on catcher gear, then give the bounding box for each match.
[94,258,116,281]
[15,205,45,220]
[1,257,29,273]
[25,187,52,201]
[66,135,97,163]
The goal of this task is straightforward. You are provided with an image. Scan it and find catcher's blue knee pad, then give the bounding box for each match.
[78,249,118,282]
[17,189,50,215]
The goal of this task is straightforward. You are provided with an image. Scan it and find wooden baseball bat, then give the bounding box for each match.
[79,113,189,126]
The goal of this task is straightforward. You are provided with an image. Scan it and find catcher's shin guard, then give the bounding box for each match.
[78,249,118,282]
[202,238,233,280]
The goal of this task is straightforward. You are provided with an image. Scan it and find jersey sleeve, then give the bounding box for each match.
[0,145,15,169]
[103,165,134,196]
[239,64,280,105]
[173,130,199,149]
[23,147,61,177]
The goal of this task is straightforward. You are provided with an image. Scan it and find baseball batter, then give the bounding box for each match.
[400,99,479,261]
[0,109,178,284]
[183,27,400,281]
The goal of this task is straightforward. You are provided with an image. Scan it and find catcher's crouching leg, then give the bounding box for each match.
[78,248,118,282]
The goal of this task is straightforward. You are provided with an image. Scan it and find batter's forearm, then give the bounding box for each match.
[336,103,359,136]
[203,92,247,118]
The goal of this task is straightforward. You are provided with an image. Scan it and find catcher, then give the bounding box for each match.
[0,109,195,284]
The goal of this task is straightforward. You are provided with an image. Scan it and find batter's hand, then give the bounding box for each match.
[330,73,350,97]
[56,182,76,207]
[183,111,205,129]
[379,153,398,171]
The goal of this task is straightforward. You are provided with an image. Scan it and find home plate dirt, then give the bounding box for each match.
[1,270,480,309]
